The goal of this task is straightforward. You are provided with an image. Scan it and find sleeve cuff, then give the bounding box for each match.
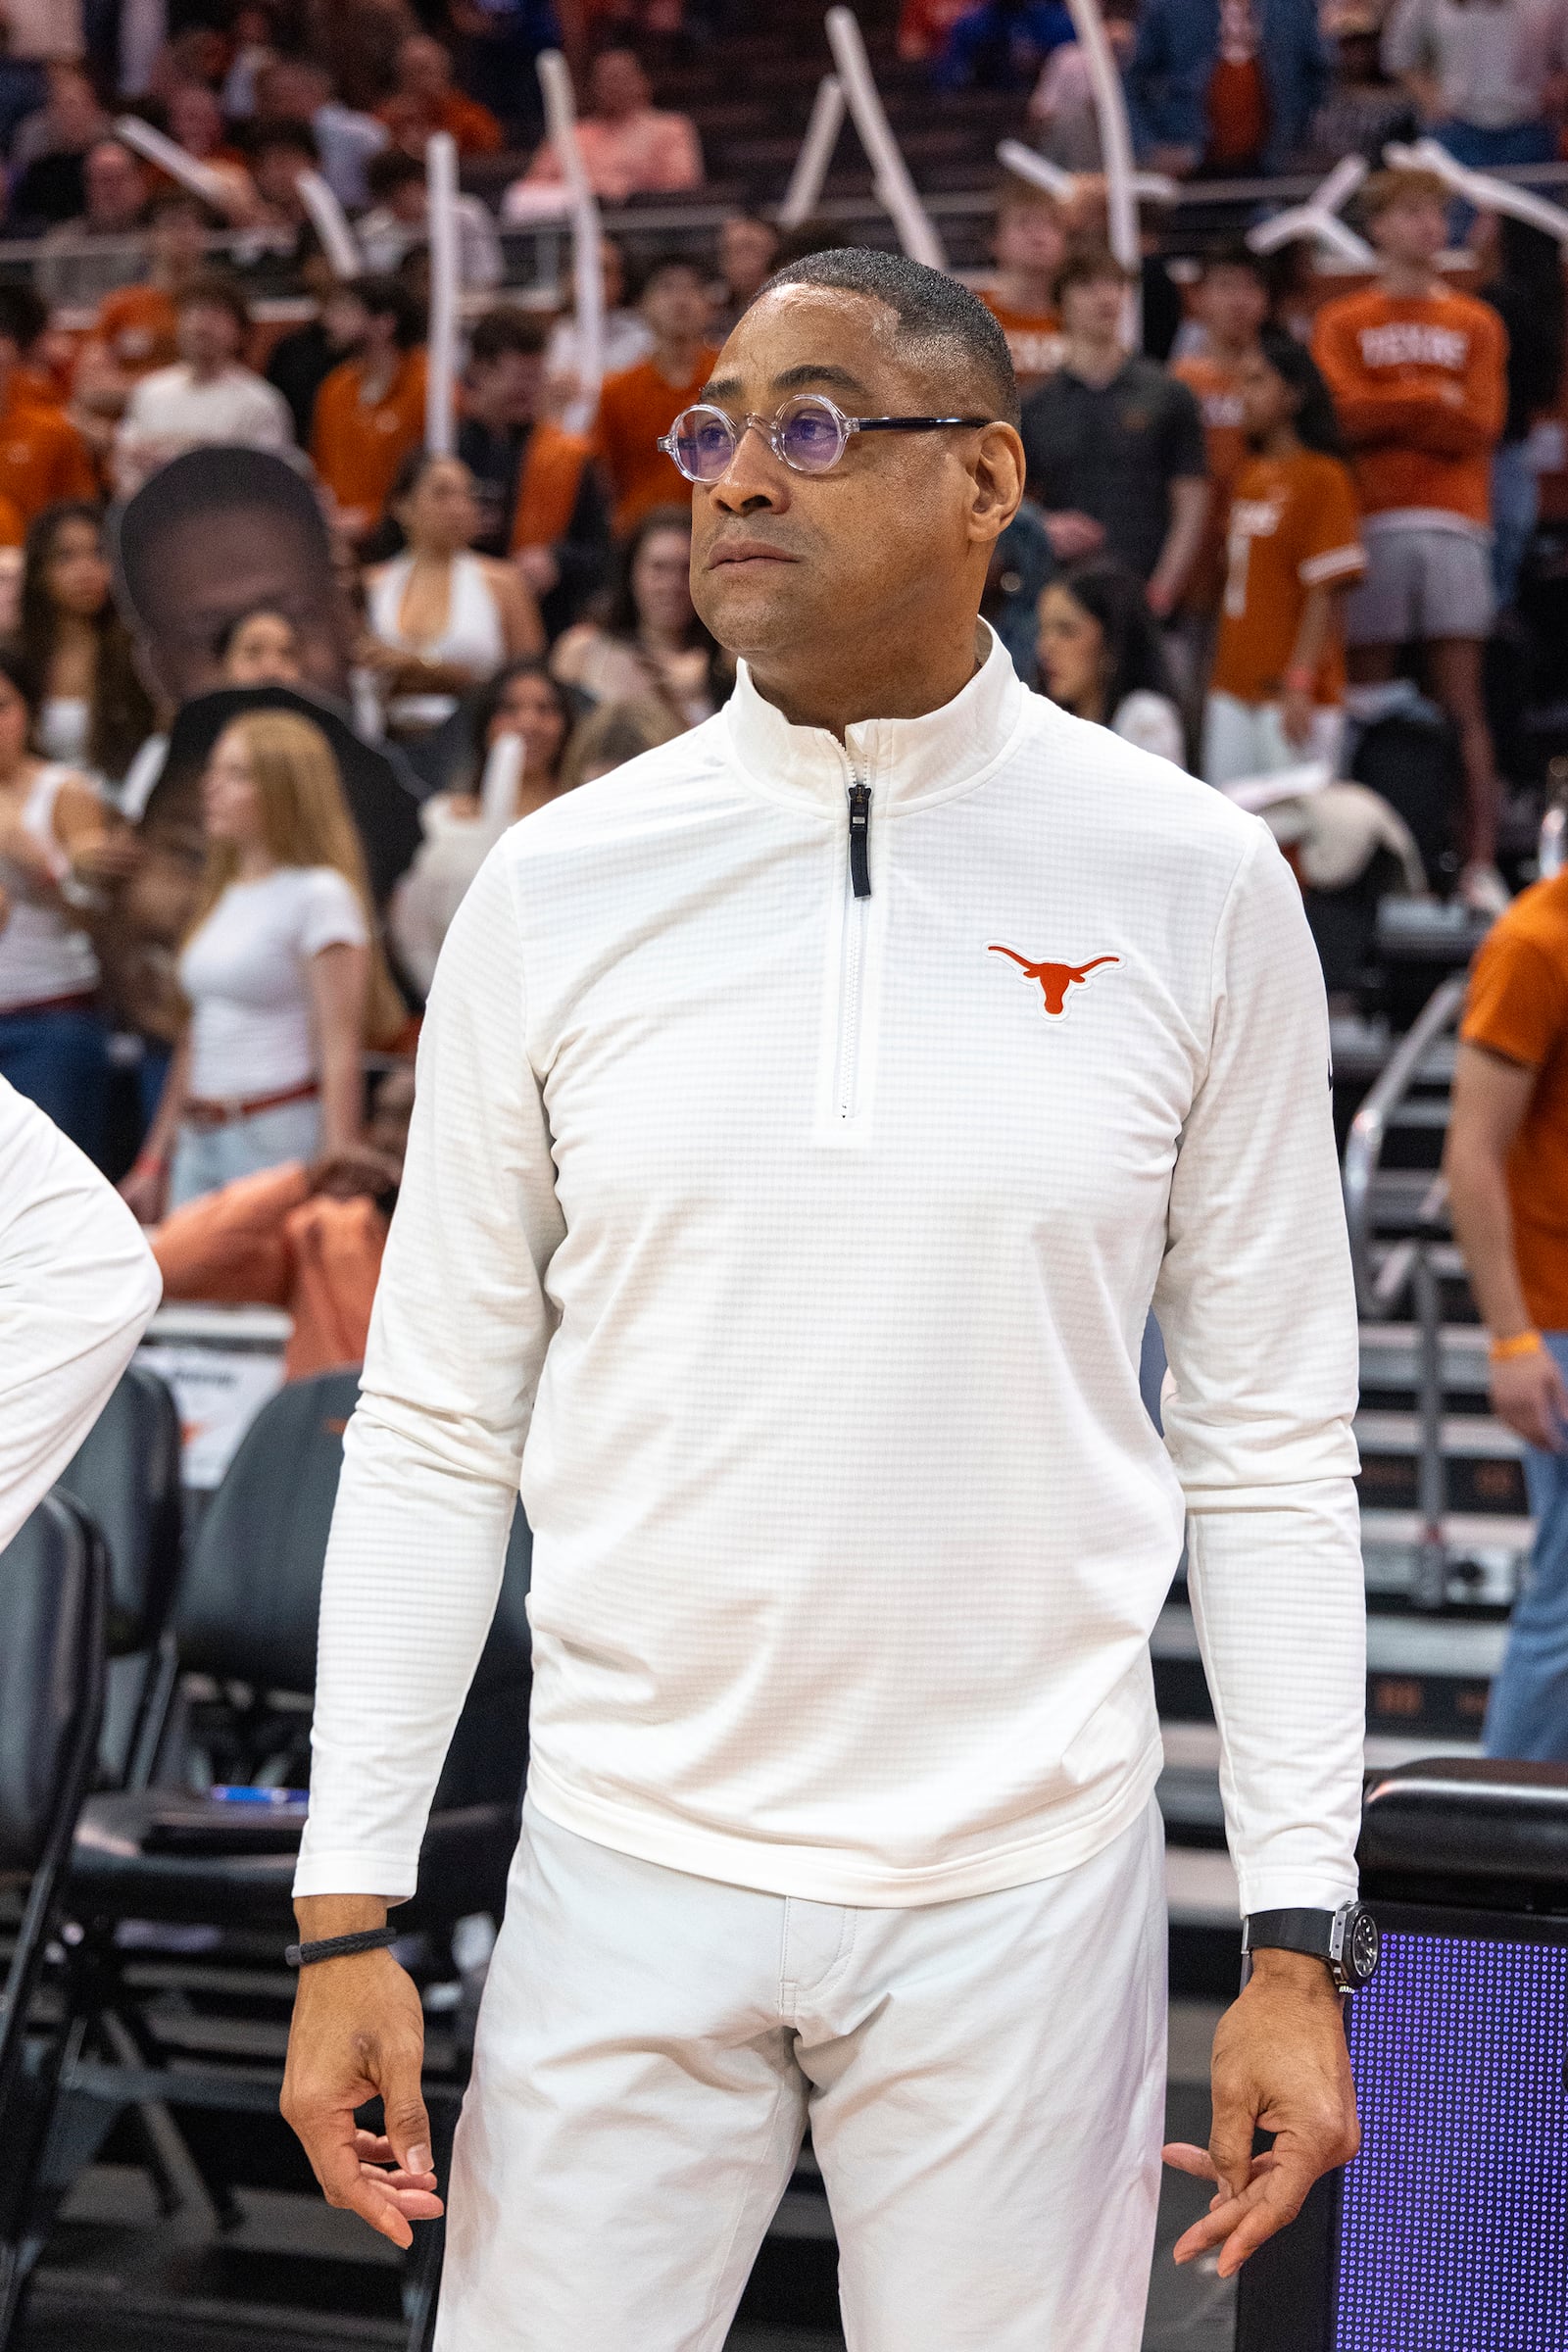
[291,1846,418,1902]
[1234,1868,1359,1918]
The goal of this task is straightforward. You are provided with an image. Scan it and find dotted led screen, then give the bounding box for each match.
[1337,1929,1568,2351]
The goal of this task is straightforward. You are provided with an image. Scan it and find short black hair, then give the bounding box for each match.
[1198,242,1269,284]
[1054,242,1137,304]
[353,272,426,349]
[632,249,709,301]
[366,147,425,202]
[0,281,48,353]
[176,270,251,335]
[759,246,1019,427]
[467,306,549,364]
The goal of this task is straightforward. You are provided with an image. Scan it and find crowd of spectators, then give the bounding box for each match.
[0,0,1563,1329]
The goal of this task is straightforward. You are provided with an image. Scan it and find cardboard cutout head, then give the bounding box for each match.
[111,445,359,709]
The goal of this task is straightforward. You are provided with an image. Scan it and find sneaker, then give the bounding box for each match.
[1458,861,1511,916]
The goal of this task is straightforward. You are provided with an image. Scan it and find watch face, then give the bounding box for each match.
[1347,1905,1381,1987]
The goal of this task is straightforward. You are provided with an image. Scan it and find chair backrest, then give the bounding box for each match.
[0,1494,107,1873]
[172,1364,532,1720]
[57,1363,182,1657]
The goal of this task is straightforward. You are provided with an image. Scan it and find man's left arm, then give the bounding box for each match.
[1152,826,1364,2274]
[1147,379,1209,616]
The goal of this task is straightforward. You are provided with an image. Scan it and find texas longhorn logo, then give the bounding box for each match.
[987,944,1120,1017]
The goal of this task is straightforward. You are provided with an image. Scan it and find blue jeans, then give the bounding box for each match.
[169,1094,322,1208]
[0,1004,109,1165]
[1491,440,1539,608]
[1482,1331,1568,1761]
[1433,118,1557,169]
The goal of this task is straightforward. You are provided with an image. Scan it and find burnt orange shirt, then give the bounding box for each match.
[379,89,503,155]
[311,348,428,534]
[0,388,98,520]
[978,291,1064,392]
[1171,352,1250,611]
[592,348,716,533]
[1312,286,1507,525]
[1211,448,1364,706]
[94,285,179,377]
[1461,870,1568,1330]
[0,495,24,547]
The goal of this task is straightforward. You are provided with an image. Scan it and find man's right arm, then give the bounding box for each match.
[283,846,565,2239]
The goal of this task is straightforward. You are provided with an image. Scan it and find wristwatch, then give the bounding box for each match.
[1242,1902,1381,1993]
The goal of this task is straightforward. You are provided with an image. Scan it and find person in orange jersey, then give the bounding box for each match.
[1203,329,1365,785]
[310,276,428,545]
[378,33,503,157]
[592,254,717,534]
[1312,167,1508,911]
[977,176,1068,396]
[0,287,100,526]
[153,1065,415,1382]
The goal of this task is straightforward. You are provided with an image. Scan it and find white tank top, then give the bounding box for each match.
[0,764,100,1012]
[368,552,506,729]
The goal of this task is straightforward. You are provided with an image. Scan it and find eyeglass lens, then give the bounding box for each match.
[672,396,850,482]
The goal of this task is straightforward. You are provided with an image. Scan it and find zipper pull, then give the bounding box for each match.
[847,780,872,899]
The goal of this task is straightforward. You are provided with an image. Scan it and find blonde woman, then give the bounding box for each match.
[123,711,405,1217]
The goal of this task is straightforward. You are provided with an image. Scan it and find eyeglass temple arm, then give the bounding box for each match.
[851,416,996,433]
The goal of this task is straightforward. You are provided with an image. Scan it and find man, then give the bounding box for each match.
[37,136,149,310]
[378,32,503,157]
[977,174,1069,396]
[265,239,365,447]
[310,275,428,545]
[1021,243,1208,615]
[1171,244,1269,623]
[1126,0,1331,175]
[1382,0,1568,172]
[1445,872,1568,1757]
[153,1067,415,1382]
[8,60,109,228]
[0,284,99,524]
[1313,167,1508,911]
[115,274,293,498]
[283,246,1365,2349]
[253,57,388,211]
[592,253,717,533]
[517,47,703,202]
[356,148,504,294]
[456,307,607,633]
[0,1073,162,1553]
[710,211,780,339]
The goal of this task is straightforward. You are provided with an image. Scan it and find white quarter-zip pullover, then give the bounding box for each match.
[295,629,1365,1918]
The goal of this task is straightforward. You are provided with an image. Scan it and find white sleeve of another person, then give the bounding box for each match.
[0,1078,163,1552]
[1152,825,1366,1918]
[293,847,565,1901]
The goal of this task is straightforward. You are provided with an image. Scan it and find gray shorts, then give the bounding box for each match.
[1345,524,1494,645]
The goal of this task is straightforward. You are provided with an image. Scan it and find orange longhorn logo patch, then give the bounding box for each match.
[987,945,1120,1016]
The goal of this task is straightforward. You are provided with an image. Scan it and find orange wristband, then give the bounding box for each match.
[1490,1330,1544,1363]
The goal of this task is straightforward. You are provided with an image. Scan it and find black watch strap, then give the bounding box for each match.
[1243,1907,1336,1959]
[286,1925,399,1969]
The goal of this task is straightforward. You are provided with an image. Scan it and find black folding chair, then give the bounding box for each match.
[55,1363,182,1788]
[0,1495,108,2350]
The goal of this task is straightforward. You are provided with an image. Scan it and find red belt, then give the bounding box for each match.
[182,1079,319,1132]
[2,989,98,1017]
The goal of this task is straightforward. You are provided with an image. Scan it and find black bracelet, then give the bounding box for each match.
[286,1925,399,1969]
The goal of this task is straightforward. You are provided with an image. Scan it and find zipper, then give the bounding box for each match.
[834,763,872,1123]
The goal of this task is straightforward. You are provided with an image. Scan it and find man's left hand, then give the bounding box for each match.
[1162,1949,1359,2278]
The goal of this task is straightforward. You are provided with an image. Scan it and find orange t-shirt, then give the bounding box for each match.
[1171,352,1250,612]
[978,291,1064,391]
[311,348,428,535]
[1311,287,1507,525]
[593,348,716,533]
[1211,448,1364,706]
[0,495,24,547]
[378,89,503,155]
[1460,871,1568,1330]
[0,388,99,521]
[94,286,179,377]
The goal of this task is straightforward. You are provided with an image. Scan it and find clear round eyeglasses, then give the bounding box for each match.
[657,392,993,484]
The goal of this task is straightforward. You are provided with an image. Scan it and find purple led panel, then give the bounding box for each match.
[1337,1929,1568,2351]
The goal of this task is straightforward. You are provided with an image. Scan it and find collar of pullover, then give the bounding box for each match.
[722,620,1029,817]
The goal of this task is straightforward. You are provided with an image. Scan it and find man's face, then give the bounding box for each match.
[399,36,449,97]
[1197,265,1267,348]
[1373,195,1448,270]
[688,284,1007,671]
[642,267,711,346]
[468,350,541,424]
[130,502,356,705]
[177,299,240,371]
[1059,271,1127,343]
[85,145,144,229]
[994,201,1065,282]
[590,51,647,119]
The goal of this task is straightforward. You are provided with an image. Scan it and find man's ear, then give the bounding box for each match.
[969,422,1026,549]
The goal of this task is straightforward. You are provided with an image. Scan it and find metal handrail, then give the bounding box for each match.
[1343,972,1467,1319]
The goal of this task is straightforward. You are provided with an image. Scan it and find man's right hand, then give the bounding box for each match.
[280,1901,443,2249]
[1491,1344,1568,1453]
